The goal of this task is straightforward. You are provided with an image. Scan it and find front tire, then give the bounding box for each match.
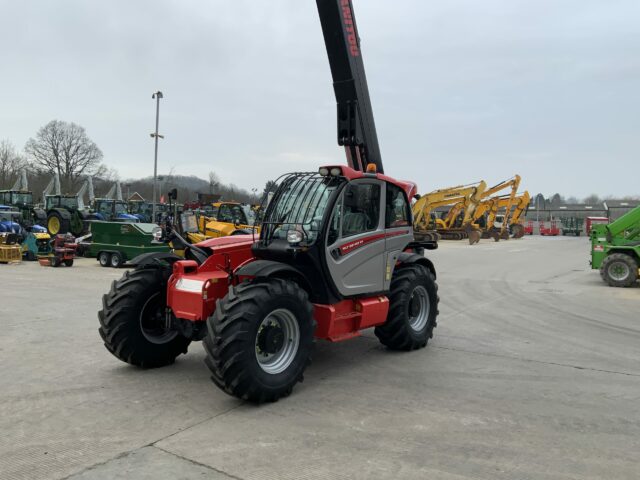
[375,264,439,351]
[600,253,639,288]
[203,278,315,403]
[98,268,191,367]
[98,252,111,267]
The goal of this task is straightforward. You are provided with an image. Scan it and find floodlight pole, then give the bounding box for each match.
[151,91,164,223]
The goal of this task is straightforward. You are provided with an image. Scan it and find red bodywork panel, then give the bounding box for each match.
[166,235,390,340]
[313,297,389,342]
[167,236,255,322]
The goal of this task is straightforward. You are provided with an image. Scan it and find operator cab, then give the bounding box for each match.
[253,165,415,304]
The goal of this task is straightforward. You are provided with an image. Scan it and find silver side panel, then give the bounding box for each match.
[325,179,385,296]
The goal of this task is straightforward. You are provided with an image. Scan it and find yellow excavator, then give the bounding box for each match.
[473,191,531,240]
[412,181,487,244]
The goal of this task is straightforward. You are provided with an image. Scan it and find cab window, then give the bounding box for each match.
[331,183,380,240]
[218,204,233,222]
[385,183,411,228]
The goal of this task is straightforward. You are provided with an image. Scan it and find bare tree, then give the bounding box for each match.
[583,194,601,205]
[24,120,104,192]
[0,140,26,187]
[209,171,220,194]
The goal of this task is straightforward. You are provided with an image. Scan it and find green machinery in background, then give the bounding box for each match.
[591,205,640,287]
[87,221,169,268]
[560,217,584,236]
[0,170,47,228]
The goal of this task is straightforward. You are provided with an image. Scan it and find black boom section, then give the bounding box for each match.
[316,0,383,173]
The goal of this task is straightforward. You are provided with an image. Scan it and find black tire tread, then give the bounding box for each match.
[202,278,315,403]
[375,264,439,351]
[98,268,190,368]
[600,253,639,288]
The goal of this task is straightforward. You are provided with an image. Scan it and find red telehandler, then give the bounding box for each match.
[98,0,439,402]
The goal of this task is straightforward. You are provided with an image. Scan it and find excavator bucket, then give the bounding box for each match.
[465,225,481,245]
[511,224,525,239]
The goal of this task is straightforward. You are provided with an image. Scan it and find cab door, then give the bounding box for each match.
[325,179,386,297]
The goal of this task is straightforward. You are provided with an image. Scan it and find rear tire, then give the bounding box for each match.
[203,278,315,403]
[64,259,74,267]
[51,256,61,267]
[600,253,638,288]
[110,252,123,268]
[375,264,439,351]
[98,268,191,367]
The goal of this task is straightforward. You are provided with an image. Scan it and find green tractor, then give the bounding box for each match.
[45,194,90,236]
[591,204,640,287]
[42,174,93,236]
[0,171,46,228]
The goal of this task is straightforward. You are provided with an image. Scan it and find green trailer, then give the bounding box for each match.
[87,221,169,268]
[591,205,640,287]
[561,217,584,236]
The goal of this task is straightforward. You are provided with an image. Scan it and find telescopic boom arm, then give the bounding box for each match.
[316,0,383,173]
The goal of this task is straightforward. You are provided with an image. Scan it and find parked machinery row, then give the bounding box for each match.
[412,175,530,245]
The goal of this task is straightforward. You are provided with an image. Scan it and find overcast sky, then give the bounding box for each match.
[1,0,639,198]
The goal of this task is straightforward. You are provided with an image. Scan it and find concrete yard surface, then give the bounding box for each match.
[0,236,638,480]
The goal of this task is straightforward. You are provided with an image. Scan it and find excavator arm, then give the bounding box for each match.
[413,181,486,232]
[477,191,530,239]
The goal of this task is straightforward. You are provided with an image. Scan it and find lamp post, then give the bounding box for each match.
[150,91,164,223]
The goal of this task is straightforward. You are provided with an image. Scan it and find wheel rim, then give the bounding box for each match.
[111,255,120,267]
[255,308,300,375]
[49,217,60,234]
[408,285,430,332]
[139,292,177,344]
[100,254,108,265]
[609,262,630,281]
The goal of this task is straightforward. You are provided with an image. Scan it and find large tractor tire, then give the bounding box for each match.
[600,253,639,288]
[375,264,439,351]
[73,210,90,236]
[203,278,315,403]
[98,268,191,368]
[47,211,70,236]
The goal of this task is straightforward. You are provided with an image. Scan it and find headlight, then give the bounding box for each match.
[330,167,341,176]
[319,167,329,176]
[175,278,205,293]
[152,227,163,241]
[287,229,303,244]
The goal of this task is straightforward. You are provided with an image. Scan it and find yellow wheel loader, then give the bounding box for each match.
[186,202,259,243]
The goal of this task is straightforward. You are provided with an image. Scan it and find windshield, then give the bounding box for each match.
[260,173,344,245]
[60,197,78,209]
[242,205,256,225]
[12,192,32,205]
[114,202,127,214]
[46,196,78,209]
